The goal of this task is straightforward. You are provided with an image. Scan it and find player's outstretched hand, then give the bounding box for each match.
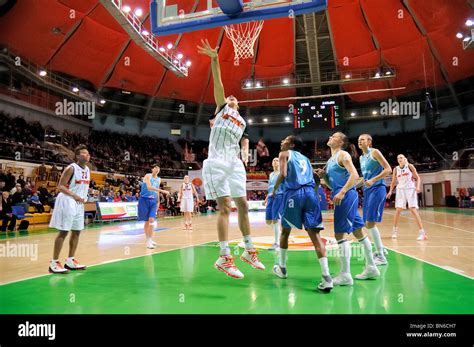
[197,39,218,59]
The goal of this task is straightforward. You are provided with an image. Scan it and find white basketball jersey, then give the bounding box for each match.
[396,164,415,189]
[68,163,90,199]
[208,105,246,162]
[182,183,193,199]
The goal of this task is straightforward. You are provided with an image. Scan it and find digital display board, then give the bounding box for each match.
[294,99,342,130]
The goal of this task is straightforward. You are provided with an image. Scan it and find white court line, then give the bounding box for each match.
[0,219,219,286]
[384,211,474,234]
[385,246,474,280]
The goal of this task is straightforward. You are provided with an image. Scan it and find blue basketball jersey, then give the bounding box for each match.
[359,148,385,189]
[282,150,314,191]
[268,171,283,195]
[140,175,161,199]
[326,151,353,195]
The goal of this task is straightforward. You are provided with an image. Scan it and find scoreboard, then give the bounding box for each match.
[294,99,342,130]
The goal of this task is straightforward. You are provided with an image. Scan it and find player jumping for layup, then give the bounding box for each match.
[272,136,333,292]
[49,145,90,274]
[358,134,392,266]
[198,39,264,279]
[177,175,199,231]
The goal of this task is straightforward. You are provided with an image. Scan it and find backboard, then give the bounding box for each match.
[150,0,327,36]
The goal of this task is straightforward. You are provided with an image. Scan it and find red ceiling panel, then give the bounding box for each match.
[0,0,84,65]
[58,0,98,14]
[360,0,421,50]
[104,42,166,95]
[49,17,129,87]
[327,2,376,58]
[383,37,444,90]
[406,0,470,34]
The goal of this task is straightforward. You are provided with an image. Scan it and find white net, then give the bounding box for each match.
[224,20,264,66]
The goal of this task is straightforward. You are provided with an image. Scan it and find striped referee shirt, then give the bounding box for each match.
[208,104,249,162]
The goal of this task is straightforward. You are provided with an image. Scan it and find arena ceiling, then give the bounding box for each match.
[0,0,473,125]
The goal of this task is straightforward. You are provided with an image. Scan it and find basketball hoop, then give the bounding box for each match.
[224,20,264,66]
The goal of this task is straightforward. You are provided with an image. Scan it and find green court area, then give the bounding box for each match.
[1,243,472,314]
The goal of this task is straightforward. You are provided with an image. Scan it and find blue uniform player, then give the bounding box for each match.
[316,132,379,286]
[264,157,284,250]
[358,134,392,265]
[272,135,333,293]
[138,164,170,249]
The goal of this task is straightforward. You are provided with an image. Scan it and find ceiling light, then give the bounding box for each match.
[134,8,143,17]
[39,70,47,77]
[122,5,131,13]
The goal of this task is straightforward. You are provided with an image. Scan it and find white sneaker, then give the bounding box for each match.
[240,248,265,270]
[383,248,388,256]
[268,243,279,251]
[391,231,398,239]
[416,232,427,241]
[65,258,87,270]
[272,265,288,279]
[333,272,353,286]
[49,261,69,274]
[214,255,244,279]
[373,253,388,266]
[355,265,380,280]
[317,275,334,293]
[146,240,156,249]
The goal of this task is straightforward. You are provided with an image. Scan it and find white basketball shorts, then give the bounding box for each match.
[180,198,194,212]
[395,188,419,209]
[202,158,246,200]
[49,193,85,231]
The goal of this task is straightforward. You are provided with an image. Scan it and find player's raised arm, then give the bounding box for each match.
[197,39,226,109]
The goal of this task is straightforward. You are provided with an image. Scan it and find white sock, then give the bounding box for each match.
[393,226,398,232]
[243,235,254,249]
[359,236,375,267]
[319,257,330,277]
[219,241,230,256]
[279,248,288,268]
[338,240,351,274]
[368,226,384,255]
[419,229,425,234]
[272,223,280,244]
[51,259,58,264]
[67,257,74,262]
